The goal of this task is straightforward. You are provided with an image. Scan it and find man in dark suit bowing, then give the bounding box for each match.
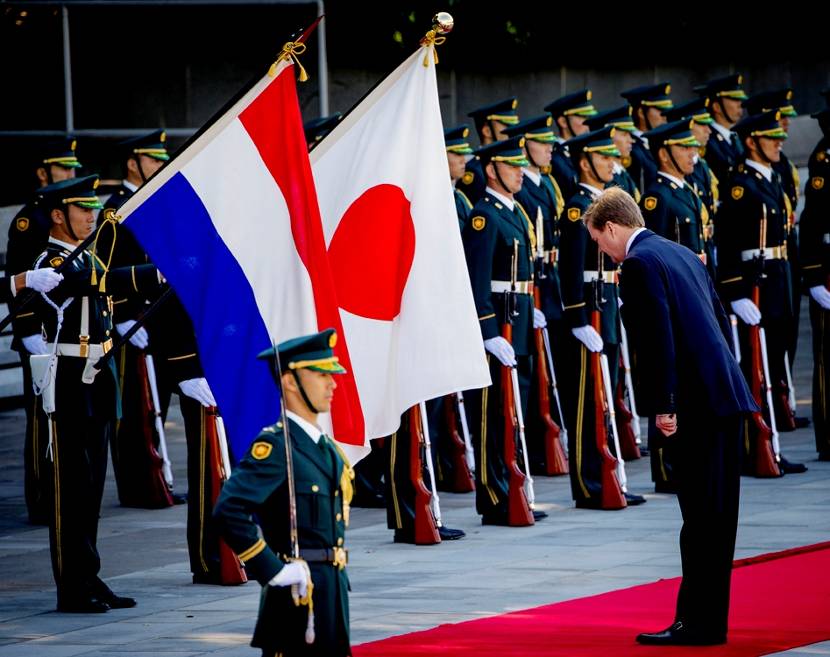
[583,187,757,646]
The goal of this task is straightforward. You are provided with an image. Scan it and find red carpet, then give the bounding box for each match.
[354,542,830,656]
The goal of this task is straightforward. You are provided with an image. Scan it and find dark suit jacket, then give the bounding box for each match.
[620,230,757,418]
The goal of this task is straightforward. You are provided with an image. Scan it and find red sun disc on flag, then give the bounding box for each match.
[327,184,416,321]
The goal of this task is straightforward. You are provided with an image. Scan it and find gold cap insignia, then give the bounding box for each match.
[813,177,825,190]
[462,171,474,185]
[70,140,77,151]
[160,131,167,142]
[471,215,486,231]
[567,207,581,222]
[644,197,657,211]
[329,332,338,348]
[15,217,29,232]
[251,441,272,460]
[731,186,744,200]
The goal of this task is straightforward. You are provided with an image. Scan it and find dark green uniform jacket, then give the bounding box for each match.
[640,172,706,257]
[214,418,351,656]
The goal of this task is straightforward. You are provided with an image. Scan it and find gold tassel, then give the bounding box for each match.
[419,12,454,67]
[419,32,446,67]
[269,40,308,82]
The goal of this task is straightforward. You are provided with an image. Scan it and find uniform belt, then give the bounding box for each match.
[583,271,616,284]
[491,280,534,294]
[823,234,830,245]
[299,547,348,569]
[54,338,113,358]
[740,246,787,261]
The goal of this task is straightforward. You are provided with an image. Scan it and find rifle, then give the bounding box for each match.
[541,325,568,454]
[729,314,742,363]
[746,204,781,477]
[614,324,642,461]
[533,285,568,476]
[145,354,174,489]
[501,239,534,526]
[205,407,247,584]
[590,258,626,509]
[407,405,440,544]
[456,391,475,473]
[442,394,475,492]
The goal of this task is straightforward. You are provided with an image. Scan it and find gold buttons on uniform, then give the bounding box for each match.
[336,513,342,521]
[311,484,319,492]
[337,537,344,546]
[334,490,339,496]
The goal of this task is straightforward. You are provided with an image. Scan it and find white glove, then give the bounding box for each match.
[25,268,63,293]
[571,325,604,352]
[730,298,761,326]
[22,334,50,355]
[179,377,217,407]
[810,285,830,310]
[269,561,308,598]
[115,320,149,349]
[533,308,547,329]
[483,336,516,366]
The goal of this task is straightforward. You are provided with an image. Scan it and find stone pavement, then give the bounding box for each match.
[0,321,828,655]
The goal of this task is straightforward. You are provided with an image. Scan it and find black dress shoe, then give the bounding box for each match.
[638,446,650,457]
[779,456,808,474]
[818,451,830,462]
[192,571,224,585]
[438,526,465,540]
[532,509,548,521]
[794,416,810,429]
[90,577,137,608]
[57,598,110,614]
[636,621,726,646]
[624,492,647,506]
[171,492,188,505]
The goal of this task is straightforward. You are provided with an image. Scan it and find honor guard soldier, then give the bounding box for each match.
[445,125,475,230]
[458,98,521,205]
[303,113,342,149]
[715,111,805,473]
[98,131,226,584]
[585,105,641,201]
[214,329,353,657]
[7,138,81,525]
[19,175,164,612]
[797,108,830,461]
[694,74,748,198]
[559,127,645,508]
[501,115,568,474]
[621,83,673,193]
[744,90,804,375]
[638,120,707,491]
[461,136,547,525]
[664,99,719,279]
[544,90,598,202]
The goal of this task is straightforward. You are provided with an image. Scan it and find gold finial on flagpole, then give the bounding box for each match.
[270,39,309,81]
[420,12,454,67]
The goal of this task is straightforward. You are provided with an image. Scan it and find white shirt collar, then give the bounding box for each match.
[711,121,733,141]
[485,187,515,211]
[579,182,604,198]
[48,236,79,252]
[522,168,541,186]
[612,161,624,174]
[286,410,324,444]
[625,227,648,256]
[658,171,687,189]
[745,159,773,182]
[122,179,139,193]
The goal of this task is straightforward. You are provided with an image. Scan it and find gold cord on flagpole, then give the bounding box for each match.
[420,11,454,67]
[270,40,309,81]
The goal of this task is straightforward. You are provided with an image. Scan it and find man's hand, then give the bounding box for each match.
[533,308,547,329]
[178,377,217,407]
[655,413,677,437]
[810,285,830,310]
[571,325,603,352]
[269,561,308,598]
[22,334,49,355]
[115,320,149,349]
[483,336,516,367]
[730,298,761,326]
[25,268,63,294]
